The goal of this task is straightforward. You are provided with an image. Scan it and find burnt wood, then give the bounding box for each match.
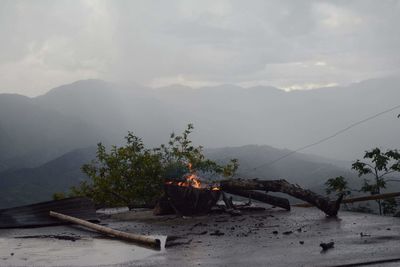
[220,178,342,216]
[164,183,221,216]
[225,188,290,211]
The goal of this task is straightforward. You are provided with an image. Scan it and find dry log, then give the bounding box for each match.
[49,211,161,249]
[225,188,290,211]
[220,178,342,217]
[294,191,400,207]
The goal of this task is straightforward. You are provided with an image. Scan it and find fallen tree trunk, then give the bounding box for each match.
[220,178,342,217]
[225,188,290,211]
[294,191,400,207]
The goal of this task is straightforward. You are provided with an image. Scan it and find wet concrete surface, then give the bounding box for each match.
[0,206,399,266]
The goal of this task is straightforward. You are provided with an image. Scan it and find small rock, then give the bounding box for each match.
[210,230,225,236]
[320,241,334,251]
[299,241,304,245]
[272,231,278,235]
[283,231,293,235]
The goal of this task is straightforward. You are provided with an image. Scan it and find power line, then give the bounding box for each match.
[248,103,400,172]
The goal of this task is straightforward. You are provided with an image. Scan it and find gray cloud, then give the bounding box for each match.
[0,0,399,95]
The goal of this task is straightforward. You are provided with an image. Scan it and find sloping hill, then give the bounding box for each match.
[0,93,102,171]
[35,77,400,161]
[0,147,95,208]
[0,145,354,208]
[205,145,356,191]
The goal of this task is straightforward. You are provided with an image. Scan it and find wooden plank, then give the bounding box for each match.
[50,211,161,249]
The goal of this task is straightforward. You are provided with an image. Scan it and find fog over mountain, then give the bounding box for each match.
[0,145,357,209]
[0,76,399,173]
[34,76,400,160]
[1,1,400,211]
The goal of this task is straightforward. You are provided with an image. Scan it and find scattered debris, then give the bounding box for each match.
[320,241,335,252]
[210,230,225,236]
[360,232,371,237]
[166,238,192,248]
[15,235,81,242]
[282,231,293,235]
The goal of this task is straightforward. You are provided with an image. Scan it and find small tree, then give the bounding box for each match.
[352,148,400,215]
[325,176,351,197]
[71,124,238,208]
[382,198,397,215]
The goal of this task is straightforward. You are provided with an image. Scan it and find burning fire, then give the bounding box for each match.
[166,163,220,191]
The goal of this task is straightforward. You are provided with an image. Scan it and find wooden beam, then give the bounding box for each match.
[49,211,161,249]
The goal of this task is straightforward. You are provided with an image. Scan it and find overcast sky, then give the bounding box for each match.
[1,0,400,96]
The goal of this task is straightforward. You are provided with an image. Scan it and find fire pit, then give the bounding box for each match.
[164,165,221,215]
[164,183,221,215]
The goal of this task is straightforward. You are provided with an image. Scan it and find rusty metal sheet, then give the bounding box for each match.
[0,197,98,228]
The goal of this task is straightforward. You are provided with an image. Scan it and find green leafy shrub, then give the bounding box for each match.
[71,124,238,208]
[352,148,400,215]
[325,176,351,197]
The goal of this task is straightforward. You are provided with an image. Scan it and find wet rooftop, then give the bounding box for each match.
[1,206,399,266]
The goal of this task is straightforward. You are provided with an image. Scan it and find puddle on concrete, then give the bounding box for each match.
[0,235,166,267]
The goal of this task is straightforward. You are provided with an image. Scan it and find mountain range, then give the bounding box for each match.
[0,145,357,209]
[0,76,399,208]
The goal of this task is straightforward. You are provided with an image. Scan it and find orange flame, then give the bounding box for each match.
[166,162,220,191]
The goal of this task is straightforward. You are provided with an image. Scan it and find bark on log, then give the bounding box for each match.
[294,191,400,207]
[49,211,161,249]
[220,178,342,217]
[225,188,290,211]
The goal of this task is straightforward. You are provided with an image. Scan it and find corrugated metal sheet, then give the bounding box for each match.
[0,197,98,228]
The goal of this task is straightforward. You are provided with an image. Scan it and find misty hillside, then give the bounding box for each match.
[206,145,356,190]
[0,147,95,208]
[0,77,399,176]
[0,94,103,171]
[0,144,355,209]
[35,76,400,161]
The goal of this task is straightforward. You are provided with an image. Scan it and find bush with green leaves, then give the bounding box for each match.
[325,176,351,197]
[352,148,400,215]
[382,197,397,215]
[71,124,238,208]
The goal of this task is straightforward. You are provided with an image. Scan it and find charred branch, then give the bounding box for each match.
[220,178,342,217]
[224,188,290,211]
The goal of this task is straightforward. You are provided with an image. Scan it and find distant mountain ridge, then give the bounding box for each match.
[0,93,102,171]
[35,76,400,160]
[0,145,354,208]
[0,147,95,208]
[0,76,399,208]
